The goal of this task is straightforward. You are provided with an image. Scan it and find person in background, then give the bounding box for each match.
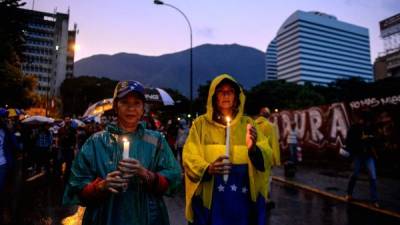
[345,112,380,208]
[166,118,178,156]
[75,125,88,154]
[99,115,109,130]
[175,119,189,167]
[63,80,181,225]
[0,109,18,194]
[34,123,53,174]
[142,113,157,130]
[183,74,272,225]
[58,116,76,180]
[255,106,281,210]
[284,121,298,177]
[287,121,298,164]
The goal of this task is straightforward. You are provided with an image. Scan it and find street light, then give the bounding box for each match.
[154,0,193,115]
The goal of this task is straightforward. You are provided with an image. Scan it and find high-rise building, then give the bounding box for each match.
[374,13,400,80]
[265,39,277,80]
[272,10,373,85]
[18,8,77,97]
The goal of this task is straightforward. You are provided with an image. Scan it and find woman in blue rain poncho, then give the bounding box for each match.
[63,80,181,225]
[183,74,272,225]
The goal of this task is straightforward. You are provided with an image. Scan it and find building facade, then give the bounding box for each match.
[374,13,400,80]
[265,38,277,80]
[273,10,373,85]
[18,8,77,97]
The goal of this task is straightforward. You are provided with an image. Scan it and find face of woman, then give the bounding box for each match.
[215,83,236,113]
[116,93,144,129]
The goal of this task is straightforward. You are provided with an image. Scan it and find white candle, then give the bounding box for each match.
[122,137,130,159]
[223,117,231,183]
[225,117,231,156]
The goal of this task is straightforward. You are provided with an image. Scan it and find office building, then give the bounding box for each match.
[265,39,277,80]
[18,8,77,96]
[273,10,373,85]
[374,13,400,80]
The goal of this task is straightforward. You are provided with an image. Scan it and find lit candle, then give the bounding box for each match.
[122,137,130,159]
[223,117,231,183]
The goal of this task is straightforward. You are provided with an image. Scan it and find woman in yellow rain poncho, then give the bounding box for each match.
[183,74,272,225]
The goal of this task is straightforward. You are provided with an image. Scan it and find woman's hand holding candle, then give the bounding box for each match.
[208,155,231,175]
[99,170,128,194]
[118,159,156,184]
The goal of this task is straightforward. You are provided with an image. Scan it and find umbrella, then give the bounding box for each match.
[59,118,86,128]
[83,98,113,117]
[82,88,174,117]
[71,119,85,128]
[82,115,101,123]
[144,88,174,106]
[7,108,25,117]
[22,115,54,125]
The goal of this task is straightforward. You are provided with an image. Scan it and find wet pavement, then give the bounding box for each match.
[166,181,400,225]
[272,164,400,214]
[1,160,399,225]
[268,182,399,225]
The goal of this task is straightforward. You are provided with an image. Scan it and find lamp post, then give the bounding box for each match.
[154,0,193,116]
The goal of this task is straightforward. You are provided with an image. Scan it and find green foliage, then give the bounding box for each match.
[244,80,325,115]
[163,88,189,113]
[194,76,400,117]
[193,81,211,114]
[0,0,26,61]
[60,76,118,116]
[243,77,400,115]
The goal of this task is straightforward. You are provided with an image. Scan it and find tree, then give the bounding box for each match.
[245,80,325,115]
[60,76,117,116]
[163,88,189,113]
[0,0,38,108]
[193,81,211,115]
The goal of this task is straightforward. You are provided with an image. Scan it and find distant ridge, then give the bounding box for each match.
[74,44,265,96]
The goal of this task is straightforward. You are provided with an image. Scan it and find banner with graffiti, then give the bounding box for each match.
[269,94,400,154]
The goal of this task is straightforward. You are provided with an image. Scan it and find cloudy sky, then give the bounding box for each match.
[23,0,400,61]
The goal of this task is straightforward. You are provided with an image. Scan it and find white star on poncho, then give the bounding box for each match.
[218,184,225,192]
[242,187,248,194]
[230,184,237,192]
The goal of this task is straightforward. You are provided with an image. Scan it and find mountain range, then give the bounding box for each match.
[74,44,266,97]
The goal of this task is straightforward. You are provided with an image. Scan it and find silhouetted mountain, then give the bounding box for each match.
[74,44,265,97]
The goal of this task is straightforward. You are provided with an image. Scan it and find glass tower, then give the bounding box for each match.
[275,11,373,85]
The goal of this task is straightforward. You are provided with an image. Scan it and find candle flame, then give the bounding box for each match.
[122,137,128,142]
[226,116,231,123]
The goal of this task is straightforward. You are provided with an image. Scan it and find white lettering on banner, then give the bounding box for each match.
[269,97,399,152]
[350,94,400,109]
[294,111,306,139]
[380,95,400,105]
[309,108,324,143]
[330,106,348,139]
[350,101,360,109]
[271,103,350,150]
[281,113,292,141]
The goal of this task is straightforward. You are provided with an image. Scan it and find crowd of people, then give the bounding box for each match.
[0,109,189,184]
[0,73,384,225]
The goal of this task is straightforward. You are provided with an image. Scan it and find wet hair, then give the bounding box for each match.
[211,78,241,125]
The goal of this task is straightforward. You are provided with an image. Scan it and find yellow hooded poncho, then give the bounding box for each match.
[182,74,272,222]
[255,116,281,167]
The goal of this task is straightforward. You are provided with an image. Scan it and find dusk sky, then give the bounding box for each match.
[23,0,400,62]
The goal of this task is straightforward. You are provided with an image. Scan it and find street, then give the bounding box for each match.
[1,162,399,225]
